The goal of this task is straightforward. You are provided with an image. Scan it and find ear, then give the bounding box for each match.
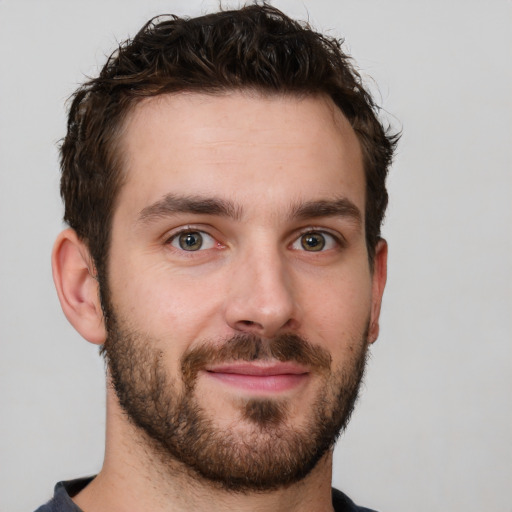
[52,228,107,345]
[368,239,388,344]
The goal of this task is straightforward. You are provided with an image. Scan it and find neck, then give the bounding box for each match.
[74,386,335,512]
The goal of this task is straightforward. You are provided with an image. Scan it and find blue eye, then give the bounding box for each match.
[170,231,216,251]
[291,231,338,252]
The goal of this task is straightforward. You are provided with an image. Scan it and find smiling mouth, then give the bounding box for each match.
[204,362,310,393]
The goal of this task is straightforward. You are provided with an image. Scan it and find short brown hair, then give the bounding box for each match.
[60,3,398,283]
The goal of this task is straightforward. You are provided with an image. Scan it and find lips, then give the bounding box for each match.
[203,362,310,393]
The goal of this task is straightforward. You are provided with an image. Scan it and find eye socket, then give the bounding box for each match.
[291,231,338,252]
[169,230,216,251]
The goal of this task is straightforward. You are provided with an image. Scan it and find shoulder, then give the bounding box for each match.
[332,487,379,512]
[34,478,93,512]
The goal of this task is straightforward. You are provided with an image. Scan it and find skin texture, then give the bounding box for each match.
[52,91,387,512]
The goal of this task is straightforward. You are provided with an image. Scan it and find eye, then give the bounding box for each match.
[169,230,216,251]
[291,231,338,252]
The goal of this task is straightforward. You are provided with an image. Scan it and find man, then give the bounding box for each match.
[38,4,397,511]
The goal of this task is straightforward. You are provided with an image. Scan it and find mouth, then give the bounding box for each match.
[203,362,310,393]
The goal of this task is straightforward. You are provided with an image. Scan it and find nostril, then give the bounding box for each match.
[235,320,264,333]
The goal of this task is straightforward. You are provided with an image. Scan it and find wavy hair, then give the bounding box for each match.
[60,3,398,283]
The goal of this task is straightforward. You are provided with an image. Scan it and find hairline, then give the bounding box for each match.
[91,87,377,282]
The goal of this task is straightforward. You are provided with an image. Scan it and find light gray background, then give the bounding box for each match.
[1,1,511,511]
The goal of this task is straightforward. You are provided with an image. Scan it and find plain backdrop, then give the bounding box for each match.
[0,1,511,511]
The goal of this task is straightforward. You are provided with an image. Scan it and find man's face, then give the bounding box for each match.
[102,92,385,490]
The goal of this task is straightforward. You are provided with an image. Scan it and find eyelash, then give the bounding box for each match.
[166,227,220,252]
[164,227,345,253]
[290,229,345,252]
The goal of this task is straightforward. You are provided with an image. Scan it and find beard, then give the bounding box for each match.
[101,311,369,492]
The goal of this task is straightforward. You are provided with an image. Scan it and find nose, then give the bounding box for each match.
[224,244,300,338]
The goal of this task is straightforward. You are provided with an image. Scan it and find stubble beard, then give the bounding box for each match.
[102,311,370,493]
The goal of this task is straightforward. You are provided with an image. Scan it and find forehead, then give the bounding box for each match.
[116,91,365,221]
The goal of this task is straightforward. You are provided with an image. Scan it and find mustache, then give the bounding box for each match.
[181,333,332,387]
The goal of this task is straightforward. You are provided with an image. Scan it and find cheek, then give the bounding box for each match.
[110,257,227,340]
[298,263,373,349]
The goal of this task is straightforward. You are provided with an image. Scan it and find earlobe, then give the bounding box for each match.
[52,228,107,345]
[368,239,388,344]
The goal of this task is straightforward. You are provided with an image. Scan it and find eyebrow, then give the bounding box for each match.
[137,193,362,227]
[138,194,242,224]
[290,198,362,226]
